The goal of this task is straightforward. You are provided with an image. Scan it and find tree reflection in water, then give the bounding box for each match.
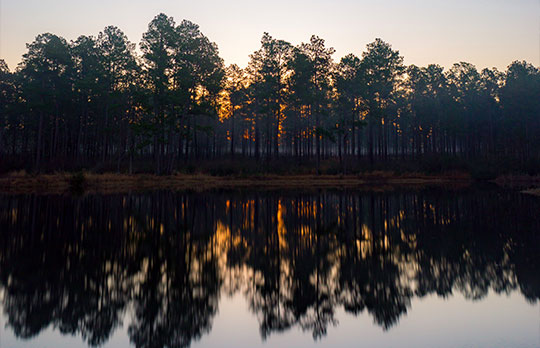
[0,188,538,347]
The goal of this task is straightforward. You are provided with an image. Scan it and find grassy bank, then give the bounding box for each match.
[522,188,540,196]
[3,156,540,179]
[0,171,474,194]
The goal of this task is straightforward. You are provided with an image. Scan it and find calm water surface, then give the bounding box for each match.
[0,187,538,348]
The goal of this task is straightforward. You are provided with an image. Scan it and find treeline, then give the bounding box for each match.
[1,13,539,174]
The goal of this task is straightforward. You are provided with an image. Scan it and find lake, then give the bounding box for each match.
[0,187,538,348]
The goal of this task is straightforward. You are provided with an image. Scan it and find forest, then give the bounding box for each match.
[1,13,539,176]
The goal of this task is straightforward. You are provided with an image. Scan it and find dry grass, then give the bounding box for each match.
[493,174,540,196]
[493,175,540,194]
[0,171,473,195]
[494,174,540,186]
[522,188,540,196]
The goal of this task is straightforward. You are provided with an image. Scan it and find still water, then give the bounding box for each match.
[0,187,538,348]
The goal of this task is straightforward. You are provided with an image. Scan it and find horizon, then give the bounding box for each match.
[1,0,539,71]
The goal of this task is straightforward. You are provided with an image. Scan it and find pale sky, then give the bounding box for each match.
[0,0,539,71]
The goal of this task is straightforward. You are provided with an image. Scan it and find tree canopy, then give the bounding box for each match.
[1,13,539,175]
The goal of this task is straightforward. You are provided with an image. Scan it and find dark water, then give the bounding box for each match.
[0,188,539,348]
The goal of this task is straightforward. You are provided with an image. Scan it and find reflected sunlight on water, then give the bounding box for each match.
[0,187,538,348]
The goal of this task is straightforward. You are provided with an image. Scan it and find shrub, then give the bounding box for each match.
[69,171,86,192]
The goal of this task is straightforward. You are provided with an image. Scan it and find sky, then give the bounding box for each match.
[0,0,539,71]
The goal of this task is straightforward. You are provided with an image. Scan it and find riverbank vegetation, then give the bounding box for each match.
[0,170,473,194]
[1,13,539,176]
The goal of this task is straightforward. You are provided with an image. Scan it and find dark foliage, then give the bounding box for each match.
[1,14,539,175]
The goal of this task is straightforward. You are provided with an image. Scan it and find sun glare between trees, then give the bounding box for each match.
[1,13,539,176]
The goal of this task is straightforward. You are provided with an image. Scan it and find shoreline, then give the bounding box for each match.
[0,172,475,194]
[522,188,540,197]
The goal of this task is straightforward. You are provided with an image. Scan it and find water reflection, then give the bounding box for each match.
[0,189,538,347]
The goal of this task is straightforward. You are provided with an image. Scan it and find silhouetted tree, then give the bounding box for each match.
[1,14,539,174]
